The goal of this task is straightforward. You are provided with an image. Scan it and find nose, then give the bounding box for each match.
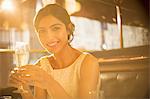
[45,30,58,40]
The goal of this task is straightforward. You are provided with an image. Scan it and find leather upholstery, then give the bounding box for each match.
[91,45,149,99]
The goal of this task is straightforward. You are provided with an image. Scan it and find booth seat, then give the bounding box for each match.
[91,45,149,99]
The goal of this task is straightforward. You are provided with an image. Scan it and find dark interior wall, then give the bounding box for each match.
[0,42,13,88]
[73,0,149,28]
[0,53,12,88]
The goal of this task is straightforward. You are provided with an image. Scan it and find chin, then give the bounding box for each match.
[45,43,68,54]
[46,47,61,54]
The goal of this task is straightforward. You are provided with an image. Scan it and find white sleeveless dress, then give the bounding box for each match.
[35,52,100,99]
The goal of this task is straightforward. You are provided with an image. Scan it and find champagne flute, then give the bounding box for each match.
[14,42,30,93]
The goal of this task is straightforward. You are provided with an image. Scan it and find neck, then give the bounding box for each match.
[54,44,72,58]
[53,45,76,69]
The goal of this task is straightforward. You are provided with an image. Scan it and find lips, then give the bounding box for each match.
[46,41,59,47]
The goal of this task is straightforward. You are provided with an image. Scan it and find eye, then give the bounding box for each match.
[51,26,61,31]
[38,29,47,34]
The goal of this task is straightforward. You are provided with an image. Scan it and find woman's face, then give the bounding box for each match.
[37,15,69,53]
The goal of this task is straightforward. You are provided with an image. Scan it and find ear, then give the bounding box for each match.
[67,23,75,35]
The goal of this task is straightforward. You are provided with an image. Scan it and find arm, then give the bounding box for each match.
[34,86,47,99]
[79,54,100,99]
[21,86,46,99]
[31,60,47,99]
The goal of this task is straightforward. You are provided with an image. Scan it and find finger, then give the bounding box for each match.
[9,75,26,85]
[9,72,29,85]
[20,64,35,67]
[8,77,23,88]
[11,68,34,78]
[11,67,21,73]
[9,70,18,77]
[9,72,24,80]
[8,78,18,86]
[10,70,36,83]
[20,65,39,70]
[17,69,43,78]
[20,75,36,84]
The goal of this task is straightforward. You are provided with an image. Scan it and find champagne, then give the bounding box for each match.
[15,52,29,67]
[15,42,29,67]
[13,42,29,93]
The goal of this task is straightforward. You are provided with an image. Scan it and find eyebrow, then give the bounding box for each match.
[38,23,62,30]
[49,23,62,28]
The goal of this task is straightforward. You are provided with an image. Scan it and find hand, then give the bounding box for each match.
[16,65,53,89]
[8,68,31,92]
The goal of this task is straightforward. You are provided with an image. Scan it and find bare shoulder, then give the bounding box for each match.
[82,53,99,66]
[80,53,100,75]
[79,53,100,91]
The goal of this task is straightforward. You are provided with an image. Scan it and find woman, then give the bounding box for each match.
[9,4,100,99]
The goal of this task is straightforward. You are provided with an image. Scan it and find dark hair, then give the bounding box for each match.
[34,4,74,42]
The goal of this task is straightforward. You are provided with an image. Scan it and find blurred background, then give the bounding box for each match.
[0,0,149,99]
[0,0,149,51]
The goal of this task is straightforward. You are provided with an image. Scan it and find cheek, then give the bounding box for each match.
[59,31,69,43]
[37,35,47,44]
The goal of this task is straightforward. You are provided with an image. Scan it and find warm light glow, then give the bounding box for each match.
[1,0,15,11]
[102,44,107,50]
[112,17,116,22]
[36,0,43,13]
[116,6,121,32]
[65,0,81,15]
[42,0,56,6]
[101,16,106,20]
